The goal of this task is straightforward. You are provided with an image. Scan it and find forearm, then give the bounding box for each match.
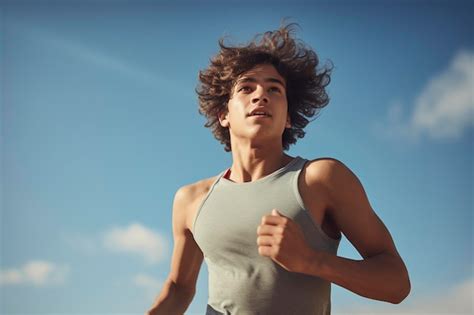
[146,279,195,315]
[304,250,410,304]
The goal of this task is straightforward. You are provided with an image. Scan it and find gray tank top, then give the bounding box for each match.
[192,156,341,315]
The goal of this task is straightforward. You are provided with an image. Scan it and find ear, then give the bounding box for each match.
[218,109,230,128]
[285,114,291,128]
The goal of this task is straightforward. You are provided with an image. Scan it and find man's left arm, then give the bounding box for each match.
[257,159,411,304]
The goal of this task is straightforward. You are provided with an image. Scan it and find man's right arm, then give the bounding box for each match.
[146,184,204,315]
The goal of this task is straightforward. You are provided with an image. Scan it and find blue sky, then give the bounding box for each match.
[1,1,473,314]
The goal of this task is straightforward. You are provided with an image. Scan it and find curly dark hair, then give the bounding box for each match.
[196,23,333,152]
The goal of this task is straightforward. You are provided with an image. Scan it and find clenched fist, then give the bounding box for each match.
[257,209,315,273]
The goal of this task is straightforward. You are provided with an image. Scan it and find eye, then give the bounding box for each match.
[269,86,282,93]
[238,86,252,93]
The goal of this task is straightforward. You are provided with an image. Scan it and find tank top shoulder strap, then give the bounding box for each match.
[191,170,226,235]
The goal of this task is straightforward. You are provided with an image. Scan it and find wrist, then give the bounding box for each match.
[301,247,324,277]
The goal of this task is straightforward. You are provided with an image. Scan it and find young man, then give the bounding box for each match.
[146,24,411,315]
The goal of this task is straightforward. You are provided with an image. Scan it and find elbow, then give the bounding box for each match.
[391,274,411,304]
[389,256,411,304]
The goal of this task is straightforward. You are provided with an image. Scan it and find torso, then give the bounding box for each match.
[186,158,341,241]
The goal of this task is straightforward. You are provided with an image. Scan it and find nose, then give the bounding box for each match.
[251,86,269,104]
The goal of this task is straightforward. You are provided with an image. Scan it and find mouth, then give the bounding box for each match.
[247,111,272,118]
[248,114,271,119]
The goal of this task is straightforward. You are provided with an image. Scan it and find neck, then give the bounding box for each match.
[226,140,293,183]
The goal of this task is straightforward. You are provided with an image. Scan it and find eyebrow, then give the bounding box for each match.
[235,77,286,88]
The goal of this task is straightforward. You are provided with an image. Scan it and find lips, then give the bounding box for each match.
[247,107,272,117]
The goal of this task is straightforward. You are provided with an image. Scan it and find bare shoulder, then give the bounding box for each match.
[303,157,351,185]
[174,175,220,232]
[302,157,360,210]
[176,176,219,202]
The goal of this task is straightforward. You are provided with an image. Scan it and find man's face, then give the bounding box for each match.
[219,64,291,147]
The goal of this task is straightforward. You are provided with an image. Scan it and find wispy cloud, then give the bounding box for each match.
[102,222,169,265]
[374,50,473,143]
[335,276,473,314]
[22,25,174,88]
[0,260,69,287]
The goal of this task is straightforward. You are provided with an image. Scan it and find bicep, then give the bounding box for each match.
[327,161,400,259]
[168,186,204,291]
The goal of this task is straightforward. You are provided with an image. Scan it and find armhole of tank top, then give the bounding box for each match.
[292,159,341,245]
[191,171,225,236]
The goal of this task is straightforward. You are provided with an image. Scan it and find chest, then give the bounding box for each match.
[193,178,341,262]
[193,183,306,256]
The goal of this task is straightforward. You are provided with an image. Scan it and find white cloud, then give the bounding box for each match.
[0,269,23,285]
[374,50,473,142]
[0,260,69,287]
[334,276,473,314]
[411,50,474,139]
[102,222,169,265]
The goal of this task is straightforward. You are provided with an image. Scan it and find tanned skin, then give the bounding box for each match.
[146,64,410,315]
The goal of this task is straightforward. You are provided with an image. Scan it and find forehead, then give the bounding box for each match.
[235,64,286,87]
